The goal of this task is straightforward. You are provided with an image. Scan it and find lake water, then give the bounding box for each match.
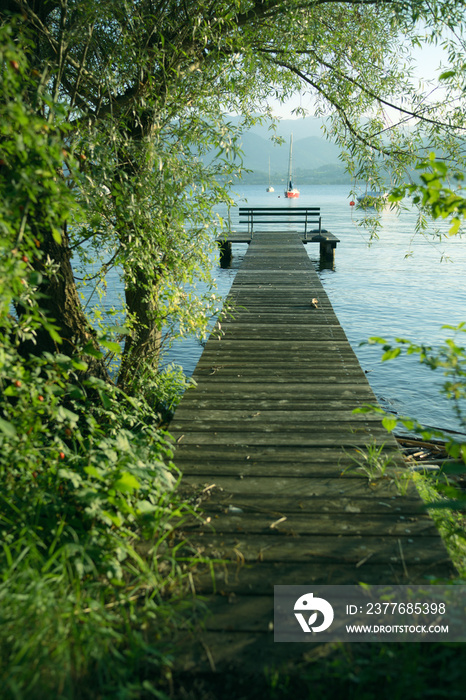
[82,183,466,437]
[166,184,466,437]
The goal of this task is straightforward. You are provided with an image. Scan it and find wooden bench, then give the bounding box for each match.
[239,206,323,239]
[218,206,339,266]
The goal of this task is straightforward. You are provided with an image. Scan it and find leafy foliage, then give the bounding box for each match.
[389,154,466,236]
[0,27,200,698]
[3,1,466,695]
[357,326,466,513]
[7,0,466,389]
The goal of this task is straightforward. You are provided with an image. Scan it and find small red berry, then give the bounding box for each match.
[14,380,21,388]
[59,452,65,460]
[22,255,28,263]
[38,395,44,402]
[10,60,19,71]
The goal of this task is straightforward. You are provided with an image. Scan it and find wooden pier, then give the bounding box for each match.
[218,206,340,264]
[170,231,456,674]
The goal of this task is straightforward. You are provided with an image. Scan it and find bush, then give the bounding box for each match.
[0,23,198,698]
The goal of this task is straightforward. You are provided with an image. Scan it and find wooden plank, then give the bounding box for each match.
[239,206,321,211]
[173,630,292,675]
[215,328,348,340]
[192,369,368,380]
[189,533,451,565]
[170,229,456,675]
[184,494,427,515]
[190,560,454,593]
[173,398,378,411]
[189,373,371,384]
[172,431,388,447]
[200,339,357,349]
[176,387,376,402]
[173,442,402,461]
[183,513,438,537]
[176,461,404,478]
[180,475,412,498]
[171,409,384,423]
[217,314,342,323]
[170,419,387,434]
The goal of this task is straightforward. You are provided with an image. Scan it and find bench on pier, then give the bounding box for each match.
[217,206,340,266]
[239,206,323,239]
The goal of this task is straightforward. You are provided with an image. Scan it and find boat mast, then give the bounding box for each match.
[287,133,293,190]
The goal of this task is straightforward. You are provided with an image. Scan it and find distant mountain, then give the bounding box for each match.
[224,116,345,183]
[239,115,330,141]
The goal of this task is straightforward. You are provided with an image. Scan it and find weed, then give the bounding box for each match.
[341,440,398,483]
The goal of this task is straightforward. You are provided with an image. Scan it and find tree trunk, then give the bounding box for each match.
[118,269,162,391]
[17,224,109,382]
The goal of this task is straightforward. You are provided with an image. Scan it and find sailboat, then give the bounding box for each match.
[284,133,299,198]
[266,157,274,192]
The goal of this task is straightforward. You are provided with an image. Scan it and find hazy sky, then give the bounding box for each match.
[270,40,449,119]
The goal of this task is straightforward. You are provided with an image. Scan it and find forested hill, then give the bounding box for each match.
[226,116,352,184]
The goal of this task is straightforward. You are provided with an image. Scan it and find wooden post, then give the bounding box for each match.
[319,240,336,264]
[219,240,232,268]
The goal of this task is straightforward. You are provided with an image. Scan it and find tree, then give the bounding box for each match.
[2,3,466,694]
[2,0,466,395]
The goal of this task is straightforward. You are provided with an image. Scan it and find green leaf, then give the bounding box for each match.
[0,417,17,437]
[71,359,89,371]
[439,70,456,80]
[100,339,121,353]
[58,468,82,488]
[83,343,103,358]
[381,347,401,362]
[136,500,157,514]
[68,385,86,400]
[51,227,62,244]
[57,406,79,424]
[84,465,105,480]
[98,390,113,410]
[352,404,384,415]
[382,416,397,432]
[448,217,461,236]
[27,271,42,285]
[105,325,130,335]
[113,472,141,493]
[101,510,123,527]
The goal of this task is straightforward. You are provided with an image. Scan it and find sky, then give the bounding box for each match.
[269,40,450,119]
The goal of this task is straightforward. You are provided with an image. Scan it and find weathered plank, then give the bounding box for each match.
[169,230,456,675]
[171,409,383,423]
[190,560,453,593]
[180,475,412,498]
[187,533,451,566]
[184,493,428,515]
[183,513,438,537]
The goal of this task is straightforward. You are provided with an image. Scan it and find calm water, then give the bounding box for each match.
[83,184,466,437]
[168,184,466,437]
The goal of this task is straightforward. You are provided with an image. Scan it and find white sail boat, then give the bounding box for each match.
[266,157,274,192]
[284,133,299,198]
